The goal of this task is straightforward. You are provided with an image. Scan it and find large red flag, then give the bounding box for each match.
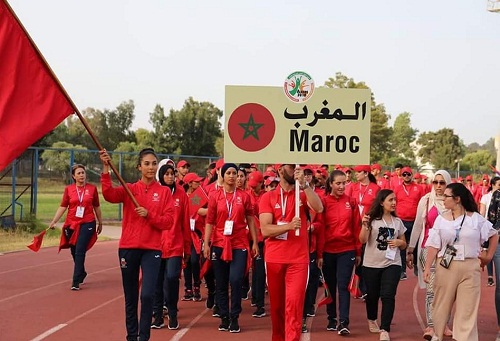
[188,186,208,217]
[0,0,74,171]
[27,229,47,252]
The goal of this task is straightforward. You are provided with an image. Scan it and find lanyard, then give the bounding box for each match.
[359,183,369,203]
[280,187,288,220]
[454,214,466,243]
[402,183,410,197]
[76,185,86,205]
[223,188,237,219]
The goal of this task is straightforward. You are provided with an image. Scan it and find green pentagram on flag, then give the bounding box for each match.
[191,195,201,205]
[238,114,264,140]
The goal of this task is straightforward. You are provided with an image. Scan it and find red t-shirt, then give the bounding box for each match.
[394,182,423,221]
[259,185,310,264]
[206,188,253,249]
[376,177,390,190]
[351,182,380,218]
[60,183,100,226]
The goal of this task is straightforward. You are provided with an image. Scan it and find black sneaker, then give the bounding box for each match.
[218,317,230,331]
[167,315,179,330]
[193,287,202,301]
[241,289,250,300]
[181,289,194,301]
[338,321,350,336]
[400,272,408,281]
[229,317,240,333]
[79,271,87,285]
[301,318,308,333]
[251,297,256,307]
[306,308,316,317]
[212,305,220,317]
[151,316,164,329]
[252,307,266,318]
[327,319,338,331]
[70,282,80,291]
[488,277,495,286]
[206,293,215,309]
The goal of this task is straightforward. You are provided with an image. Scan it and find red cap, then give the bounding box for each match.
[413,172,422,179]
[264,176,279,186]
[483,174,490,181]
[316,168,328,178]
[334,164,343,170]
[354,165,371,173]
[274,164,283,172]
[215,158,225,170]
[343,167,352,173]
[401,167,413,175]
[371,163,382,171]
[457,176,464,181]
[303,164,314,172]
[177,160,190,168]
[465,175,473,181]
[383,171,391,177]
[183,172,203,184]
[263,170,276,179]
[250,163,258,168]
[422,174,428,180]
[247,171,264,187]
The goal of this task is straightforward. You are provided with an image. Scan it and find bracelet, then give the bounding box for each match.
[299,182,310,190]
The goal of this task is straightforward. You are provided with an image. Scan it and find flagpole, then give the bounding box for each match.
[295,164,300,236]
[3,0,139,207]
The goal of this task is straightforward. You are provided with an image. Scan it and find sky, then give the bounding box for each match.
[9,0,500,145]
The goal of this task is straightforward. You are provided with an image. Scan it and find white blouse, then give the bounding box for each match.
[425,212,496,258]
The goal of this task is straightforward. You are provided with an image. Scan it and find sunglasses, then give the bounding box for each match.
[432,180,446,185]
[402,172,412,177]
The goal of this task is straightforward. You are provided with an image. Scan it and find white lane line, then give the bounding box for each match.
[0,266,117,304]
[169,308,210,341]
[0,251,116,275]
[30,294,123,341]
[30,324,67,341]
[412,282,426,330]
[300,287,323,341]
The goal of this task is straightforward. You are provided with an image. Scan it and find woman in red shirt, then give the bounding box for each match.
[49,164,102,290]
[203,163,259,333]
[100,148,174,341]
[151,163,191,330]
[317,169,361,335]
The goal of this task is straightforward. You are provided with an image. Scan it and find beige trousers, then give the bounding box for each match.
[433,258,481,341]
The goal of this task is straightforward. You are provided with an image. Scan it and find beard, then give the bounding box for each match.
[282,169,295,185]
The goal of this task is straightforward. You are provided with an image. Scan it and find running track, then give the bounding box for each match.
[0,241,496,341]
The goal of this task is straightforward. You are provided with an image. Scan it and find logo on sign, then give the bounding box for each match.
[283,71,315,103]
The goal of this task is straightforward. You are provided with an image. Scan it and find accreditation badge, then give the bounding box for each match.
[275,220,289,241]
[224,220,234,236]
[385,247,397,260]
[75,206,85,218]
[453,244,465,261]
[190,218,196,232]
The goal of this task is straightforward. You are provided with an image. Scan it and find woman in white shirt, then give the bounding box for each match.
[424,183,498,341]
[360,189,407,341]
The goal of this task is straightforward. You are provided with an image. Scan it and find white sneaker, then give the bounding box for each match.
[368,319,380,333]
[379,329,390,341]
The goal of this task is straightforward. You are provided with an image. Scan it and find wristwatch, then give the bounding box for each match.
[300,182,310,190]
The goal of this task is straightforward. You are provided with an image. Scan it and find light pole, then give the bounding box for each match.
[455,159,462,179]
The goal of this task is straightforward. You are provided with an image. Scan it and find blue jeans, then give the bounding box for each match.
[323,250,355,324]
[119,248,161,341]
[69,221,96,284]
[494,243,500,326]
[211,246,247,319]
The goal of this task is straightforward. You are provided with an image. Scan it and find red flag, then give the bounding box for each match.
[0,0,74,171]
[188,187,208,217]
[317,278,333,307]
[200,258,212,279]
[27,229,47,252]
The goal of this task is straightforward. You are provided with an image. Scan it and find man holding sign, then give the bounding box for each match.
[259,164,323,341]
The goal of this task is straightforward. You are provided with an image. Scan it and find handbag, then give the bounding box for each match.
[348,268,362,298]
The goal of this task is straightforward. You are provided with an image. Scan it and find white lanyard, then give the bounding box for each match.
[223,188,237,218]
[76,185,86,205]
[402,183,410,197]
[381,216,394,233]
[280,187,288,220]
[359,183,368,203]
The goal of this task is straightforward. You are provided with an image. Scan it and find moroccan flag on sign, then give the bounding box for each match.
[188,186,208,217]
[27,229,47,252]
[0,0,74,171]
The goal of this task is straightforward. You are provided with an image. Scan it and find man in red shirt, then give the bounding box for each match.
[390,163,404,190]
[371,163,389,190]
[475,174,490,204]
[176,160,190,185]
[465,175,478,198]
[259,164,323,341]
[393,167,423,280]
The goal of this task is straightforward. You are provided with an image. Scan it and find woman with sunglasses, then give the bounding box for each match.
[406,170,452,340]
[424,183,498,341]
[49,164,103,290]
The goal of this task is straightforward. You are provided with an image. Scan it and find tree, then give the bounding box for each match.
[461,150,494,173]
[113,141,141,182]
[390,112,418,163]
[41,141,90,182]
[324,72,392,163]
[416,128,465,170]
[150,97,223,156]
